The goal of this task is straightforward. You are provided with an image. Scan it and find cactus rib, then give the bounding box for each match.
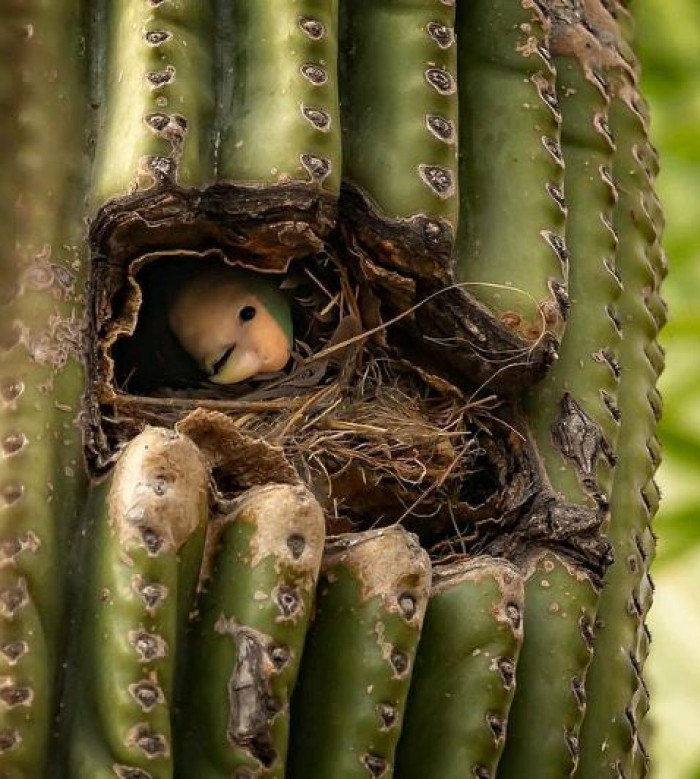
[576,5,667,774]
[287,527,431,779]
[0,2,91,775]
[219,0,341,196]
[68,428,208,779]
[396,557,524,779]
[456,0,568,344]
[179,483,325,778]
[498,3,626,774]
[92,0,215,205]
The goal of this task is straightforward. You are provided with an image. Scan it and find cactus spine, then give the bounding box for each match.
[180,484,325,778]
[288,527,431,779]
[68,429,208,779]
[396,557,524,779]
[0,2,90,775]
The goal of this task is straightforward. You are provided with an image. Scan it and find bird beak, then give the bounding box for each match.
[210,347,263,384]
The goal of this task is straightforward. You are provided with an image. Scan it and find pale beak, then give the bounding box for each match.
[210,347,264,384]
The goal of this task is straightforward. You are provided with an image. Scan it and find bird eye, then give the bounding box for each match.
[239,305,256,322]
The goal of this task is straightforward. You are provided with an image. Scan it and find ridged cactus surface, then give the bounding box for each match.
[0,1,665,778]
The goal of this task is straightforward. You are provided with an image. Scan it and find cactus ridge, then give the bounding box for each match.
[0,2,92,775]
[396,557,524,779]
[576,5,667,773]
[68,429,208,779]
[455,0,568,344]
[287,527,431,779]
[180,483,325,778]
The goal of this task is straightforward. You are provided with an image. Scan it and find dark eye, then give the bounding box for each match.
[239,305,256,322]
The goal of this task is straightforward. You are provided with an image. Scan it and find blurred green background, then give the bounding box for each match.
[635,1,700,777]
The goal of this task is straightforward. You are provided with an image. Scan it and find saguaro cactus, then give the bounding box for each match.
[0,1,665,778]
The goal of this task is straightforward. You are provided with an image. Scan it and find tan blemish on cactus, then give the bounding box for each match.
[426,22,455,48]
[0,579,29,618]
[425,68,456,94]
[109,428,207,554]
[126,723,170,758]
[229,484,323,585]
[129,679,165,712]
[0,641,28,665]
[362,753,389,777]
[1,431,27,457]
[0,532,40,567]
[0,680,33,708]
[376,702,398,731]
[131,576,169,614]
[0,728,20,752]
[426,114,455,143]
[145,65,175,88]
[323,527,430,623]
[298,17,326,39]
[299,153,331,182]
[1,482,24,508]
[301,105,331,131]
[143,30,171,46]
[113,766,152,779]
[128,629,168,663]
[272,583,304,623]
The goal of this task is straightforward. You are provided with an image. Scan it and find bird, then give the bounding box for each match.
[168,264,293,385]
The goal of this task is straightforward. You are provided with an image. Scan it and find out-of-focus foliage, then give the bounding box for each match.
[636,1,700,777]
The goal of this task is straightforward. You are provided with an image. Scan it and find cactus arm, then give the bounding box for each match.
[68,429,208,779]
[497,551,599,779]
[339,0,458,244]
[287,527,431,779]
[576,16,667,776]
[219,0,340,194]
[178,484,325,778]
[92,0,215,205]
[395,557,524,779]
[455,0,568,342]
[0,2,91,774]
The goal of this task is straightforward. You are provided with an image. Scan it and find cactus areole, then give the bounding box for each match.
[0,1,664,778]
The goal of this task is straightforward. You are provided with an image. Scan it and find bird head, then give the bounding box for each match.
[169,265,293,384]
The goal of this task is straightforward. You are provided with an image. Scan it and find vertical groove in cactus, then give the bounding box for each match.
[219,0,341,194]
[68,428,208,779]
[287,527,431,779]
[0,1,91,774]
[455,0,568,343]
[576,5,667,774]
[92,0,215,205]
[497,551,598,779]
[396,557,524,779]
[179,483,325,778]
[339,0,458,239]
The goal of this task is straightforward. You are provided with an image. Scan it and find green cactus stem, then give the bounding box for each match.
[396,557,524,779]
[497,7,627,773]
[0,2,91,775]
[219,0,341,197]
[576,8,667,775]
[497,551,599,779]
[92,0,215,206]
[455,0,568,345]
[68,428,208,779]
[287,526,431,779]
[179,483,325,778]
[339,0,458,278]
